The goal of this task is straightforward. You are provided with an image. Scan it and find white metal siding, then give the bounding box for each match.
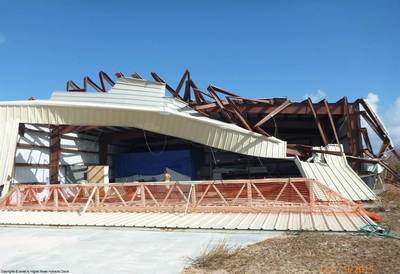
[0,119,20,194]
[51,78,166,109]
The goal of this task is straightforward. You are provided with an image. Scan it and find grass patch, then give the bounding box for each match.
[188,241,239,269]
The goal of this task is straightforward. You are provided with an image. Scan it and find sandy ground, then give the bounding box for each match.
[183,184,400,274]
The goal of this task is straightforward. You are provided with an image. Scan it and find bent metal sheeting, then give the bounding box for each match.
[295,145,376,201]
[0,78,286,196]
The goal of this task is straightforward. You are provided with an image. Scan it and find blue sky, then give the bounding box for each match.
[0,0,399,143]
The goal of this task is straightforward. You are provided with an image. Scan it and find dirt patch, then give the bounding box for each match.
[183,185,400,274]
[183,233,400,274]
[372,184,400,237]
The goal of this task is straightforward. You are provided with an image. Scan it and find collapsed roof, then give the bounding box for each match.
[0,69,396,231]
[66,70,399,169]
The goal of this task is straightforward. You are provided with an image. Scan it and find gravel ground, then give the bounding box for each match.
[183,184,400,274]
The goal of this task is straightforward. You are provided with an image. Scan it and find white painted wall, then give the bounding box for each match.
[14,125,101,183]
[15,168,49,183]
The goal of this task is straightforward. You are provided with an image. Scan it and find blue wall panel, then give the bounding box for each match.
[113,150,193,179]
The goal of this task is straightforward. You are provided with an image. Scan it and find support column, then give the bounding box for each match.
[350,103,363,172]
[49,125,61,184]
[99,136,108,165]
[18,123,26,137]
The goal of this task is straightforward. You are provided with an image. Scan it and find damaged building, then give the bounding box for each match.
[0,70,398,231]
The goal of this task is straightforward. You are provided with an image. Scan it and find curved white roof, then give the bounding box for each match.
[0,77,287,195]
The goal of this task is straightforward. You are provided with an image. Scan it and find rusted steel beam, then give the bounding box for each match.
[192,87,203,104]
[358,99,388,137]
[82,76,104,92]
[378,138,390,158]
[60,125,99,134]
[115,71,125,78]
[60,125,79,134]
[67,71,115,93]
[193,87,212,101]
[254,100,292,128]
[357,100,396,159]
[98,71,115,91]
[343,97,355,155]
[195,101,354,115]
[351,102,363,159]
[322,100,340,145]
[226,97,254,131]
[254,126,271,137]
[237,97,274,104]
[176,69,190,96]
[307,98,329,146]
[359,112,386,141]
[363,148,376,159]
[49,125,61,184]
[189,80,207,104]
[208,86,234,123]
[150,72,184,100]
[360,128,374,156]
[209,85,239,97]
[193,101,230,111]
[15,163,50,168]
[207,86,226,110]
[66,80,82,92]
[346,155,380,164]
[245,101,356,115]
[131,72,142,79]
[183,79,191,102]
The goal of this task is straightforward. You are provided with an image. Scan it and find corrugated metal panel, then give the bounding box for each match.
[295,145,376,201]
[51,78,166,109]
[0,119,20,195]
[0,210,375,232]
[0,81,286,193]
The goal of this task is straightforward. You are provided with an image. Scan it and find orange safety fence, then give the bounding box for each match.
[0,178,365,215]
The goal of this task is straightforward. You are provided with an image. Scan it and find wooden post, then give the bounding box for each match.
[54,186,59,209]
[247,181,252,207]
[95,187,100,207]
[141,184,145,206]
[49,125,61,184]
[191,184,197,206]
